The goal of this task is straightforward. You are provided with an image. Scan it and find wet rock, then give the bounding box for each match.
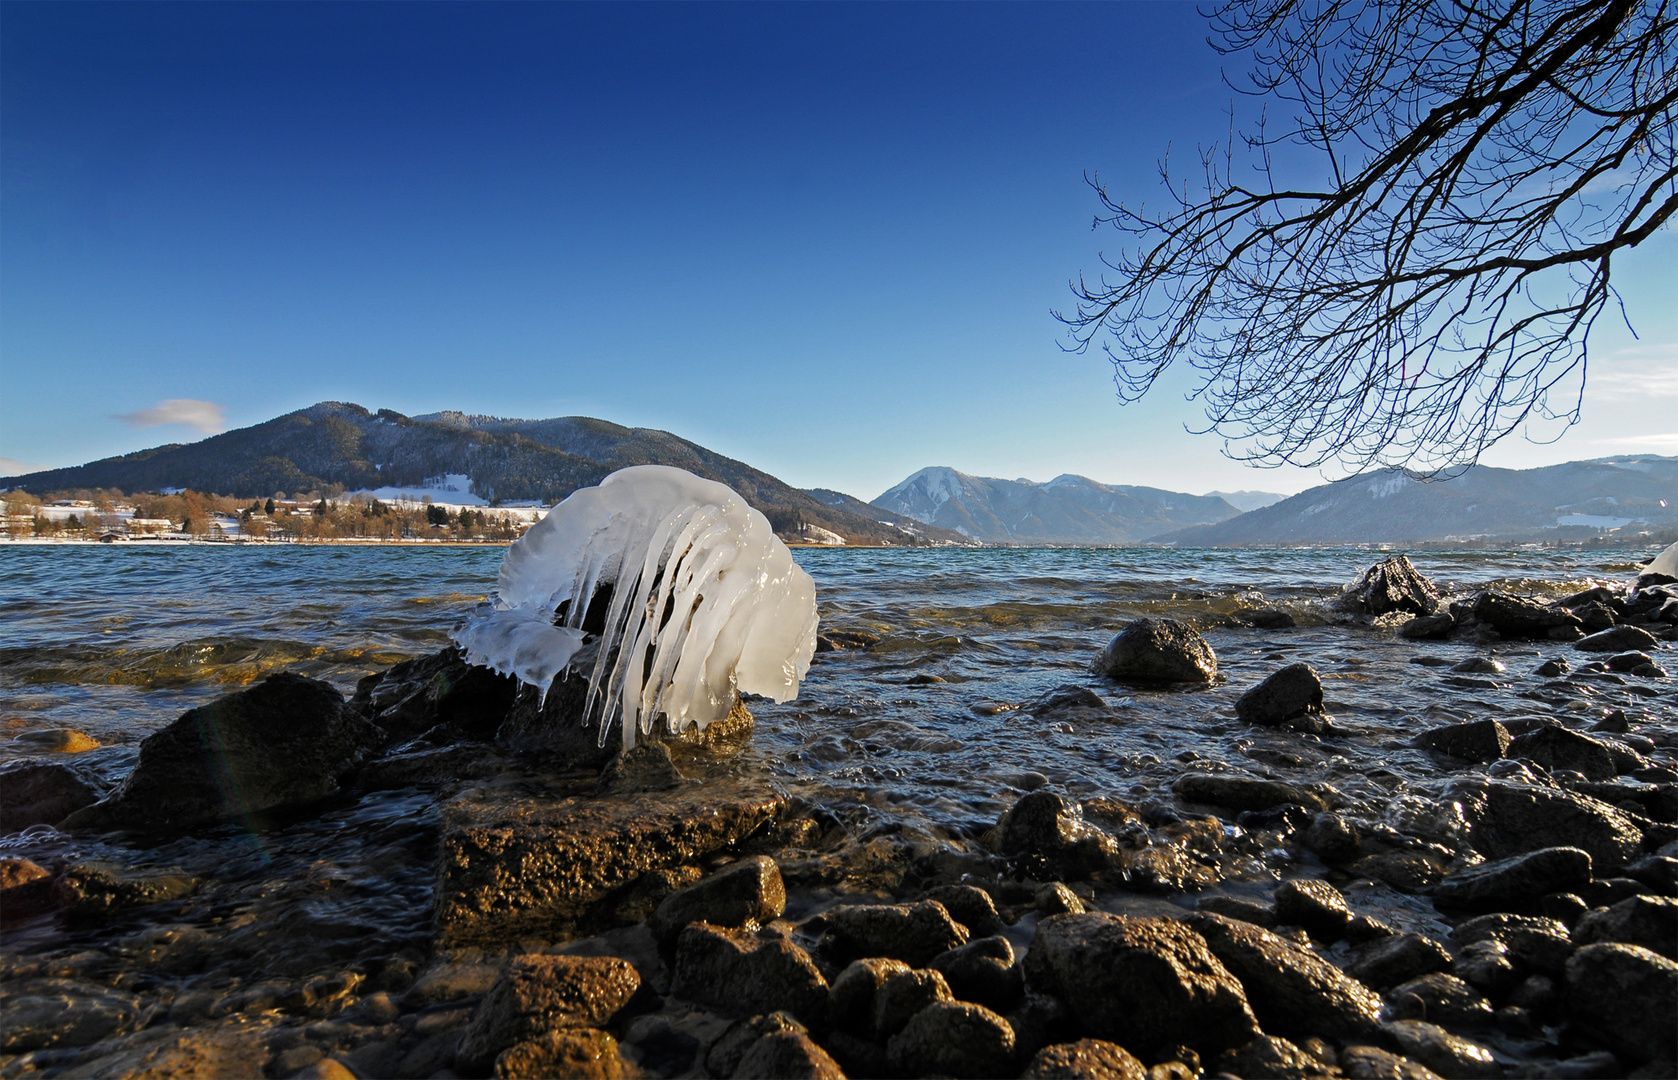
[1624,855,1678,896]
[1450,657,1506,674]
[1383,973,1495,1027]
[1454,778,1643,872]
[1541,892,1591,926]
[1246,608,1297,630]
[0,760,100,831]
[819,1029,888,1078]
[648,855,785,944]
[1214,1035,1333,1078]
[1095,618,1217,685]
[1431,846,1594,913]
[1030,685,1115,717]
[0,858,55,921]
[1452,939,1520,998]
[1575,625,1661,653]
[1339,1044,1445,1079]
[1452,913,1575,976]
[1473,593,1583,640]
[1412,720,1510,763]
[1337,557,1440,617]
[353,744,510,791]
[1345,934,1453,990]
[1400,614,1456,640]
[1537,658,1571,677]
[873,967,952,1037]
[930,935,1024,1012]
[921,884,1006,938]
[1571,895,1678,959]
[672,922,828,1025]
[0,979,148,1052]
[1019,1038,1147,1079]
[52,860,198,917]
[63,673,383,833]
[1380,1020,1500,1079]
[1024,913,1260,1058]
[733,1029,844,1079]
[706,1012,806,1077]
[995,790,1118,879]
[818,899,968,967]
[1273,878,1354,940]
[1195,895,1277,928]
[1350,849,1450,893]
[1565,944,1678,1062]
[404,958,504,1006]
[885,1000,1015,1080]
[1507,727,1618,782]
[434,782,786,946]
[494,1028,626,1080]
[1607,650,1656,672]
[1185,912,1383,1041]
[596,740,685,795]
[1172,774,1327,814]
[455,954,640,1073]
[828,957,909,1035]
[10,728,100,753]
[1235,664,1327,728]
[353,645,520,739]
[1035,881,1086,915]
[1298,812,1360,863]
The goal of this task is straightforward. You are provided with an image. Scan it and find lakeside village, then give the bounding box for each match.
[0,488,546,544]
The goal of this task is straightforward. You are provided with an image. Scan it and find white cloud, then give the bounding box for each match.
[1591,433,1678,449]
[0,457,44,476]
[114,399,227,434]
[1585,341,1678,401]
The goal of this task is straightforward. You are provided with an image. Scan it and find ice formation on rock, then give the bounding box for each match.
[452,465,818,749]
[1645,540,1678,579]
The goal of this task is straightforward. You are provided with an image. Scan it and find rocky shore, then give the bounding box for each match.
[2,556,1676,1080]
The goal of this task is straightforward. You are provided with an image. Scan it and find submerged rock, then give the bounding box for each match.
[1399,613,1456,640]
[0,858,55,921]
[1,761,101,833]
[1023,913,1260,1058]
[1337,557,1439,617]
[63,673,383,833]
[1412,720,1510,763]
[10,728,100,753]
[1095,618,1217,685]
[0,979,151,1053]
[1173,774,1326,814]
[1234,663,1327,729]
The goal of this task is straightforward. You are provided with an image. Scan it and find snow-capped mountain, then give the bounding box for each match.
[870,466,1243,544]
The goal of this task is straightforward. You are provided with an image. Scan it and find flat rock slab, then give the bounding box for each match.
[436,782,787,948]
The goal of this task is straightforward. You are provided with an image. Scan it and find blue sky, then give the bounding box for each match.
[3,2,1673,499]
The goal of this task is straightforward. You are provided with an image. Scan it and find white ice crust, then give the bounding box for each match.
[1646,540,1678,579]
[452,465,818,749]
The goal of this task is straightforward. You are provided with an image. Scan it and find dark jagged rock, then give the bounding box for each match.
[1507,727,1618,782]
[595,740,685,795]
[817,900,968,967]
[1196,895,1278,928]
[1624,855,1678,896]
[1382,973,1495,1027]
[672,922,828,1025]
[1380,1021,1500,1079]
[1172,774,1327,814]
[705,1012,807,1078]
[352,743,511,791]
[1302,812,1362,863]
[1023,913,1260,1058]
[1565,944,1678,1062]
[929,935,1023,1012]
[351,645,519,740]
[1452,913,1575,976]
[1571,895,1678,959]
[1245,608,1297,630]
[1273,879,1354,940]
[0,979,150,1053]
[455,955,640,1073]
[51,861,199,917]
[62,673,383,833]
[0,761,100,832]
[1412,720,1510,763]
[1214,1035,1333,1078]
[1399,613,1456,640]
[1454,778,1643,872]
[1472,593,1583,640]
[1095,618,1217,684]
[493,1029,626,1080]
[994,790,1118,879]
[647,855,785,944]
[1344,934,1453,990]
[0,858,55,921]
[496,678,755,768]
[1575,625,1661,653]
[1337,557,1439,617]
[828,958,909,1036]
[1431,847,1594,913]
[873,967,952,1038]
[1235,664,1327,729]
[1034,881,1085,915]
[1452,940,1520,998]
[1184,912,1382,1041]
[434,782,786,946]
[920,884,1006,938]
[1019,1039,1147,1080]
[885,1000,1016,1080]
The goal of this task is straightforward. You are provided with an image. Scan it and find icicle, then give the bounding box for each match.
[452,465,818,749]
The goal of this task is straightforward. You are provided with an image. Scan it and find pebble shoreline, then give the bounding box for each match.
[2,557,1676,1079]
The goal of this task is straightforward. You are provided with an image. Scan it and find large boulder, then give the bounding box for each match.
[672,922,829,1025]
[1506,727,1618,782]
[1565,944,1678,1062]
[1023,913,1260,1059]
[1184,912,1382,1041]
[1431,847,1593,913]
[1453,778,1643,872]
[0,761,100,832]
[1471,594,1582,640]
[1234,664,1327,730]
[1095,619,1217,685]
[496,676,754,767]
[62,674,383,833]
[455,955,640,1073]
[351,645,519,740]
[1337,557,1439,617]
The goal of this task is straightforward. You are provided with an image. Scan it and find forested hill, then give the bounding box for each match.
[1,402,953,546]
